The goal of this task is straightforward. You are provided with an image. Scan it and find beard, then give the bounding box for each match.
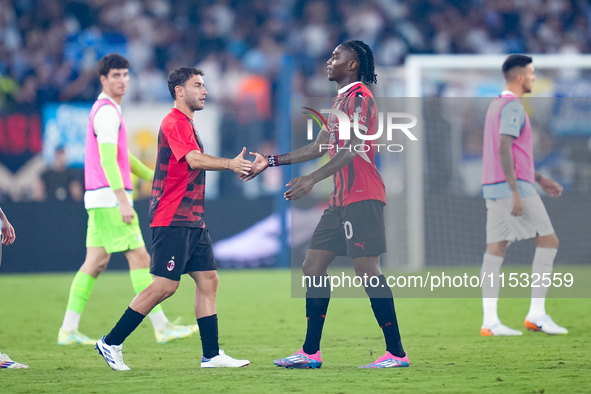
[186,96,205,112]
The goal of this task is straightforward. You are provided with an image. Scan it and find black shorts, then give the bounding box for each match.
[308,200,386,258]
[151,226,217,281]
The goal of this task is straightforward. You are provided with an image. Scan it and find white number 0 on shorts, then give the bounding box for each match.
[343,220,353,239]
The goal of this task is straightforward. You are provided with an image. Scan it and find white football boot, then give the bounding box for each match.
[201,350,250,368]
[95,336,131,371]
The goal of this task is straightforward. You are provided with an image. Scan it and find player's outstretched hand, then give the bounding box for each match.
[539,177,563,198]
[240,152,269,181]
[1,218,15,245]
[229,147,253,176]
[284,176,314,200]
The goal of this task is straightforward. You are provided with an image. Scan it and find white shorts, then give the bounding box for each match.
[485,194,555,244]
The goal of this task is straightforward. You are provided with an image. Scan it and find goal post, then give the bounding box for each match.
[379,54,591,272]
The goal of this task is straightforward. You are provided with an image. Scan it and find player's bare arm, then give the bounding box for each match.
[498,134,523,216]
[277,128,330,165]
[240,128,330,181]
[185,147,252,175]
[535,172,563,198]
[284,130,361,201]
[0,207,15,245]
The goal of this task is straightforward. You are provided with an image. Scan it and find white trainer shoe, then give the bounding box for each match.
[525,315,568,335]
[95,336,131,371]
[481,323,523,336]
[0,353,29,369]
[201,350,250,368]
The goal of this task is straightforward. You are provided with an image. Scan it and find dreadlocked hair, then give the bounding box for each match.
[342,40,377,85]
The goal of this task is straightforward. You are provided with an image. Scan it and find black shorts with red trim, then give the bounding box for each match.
[150,226,217,281]
[308,200,386,258]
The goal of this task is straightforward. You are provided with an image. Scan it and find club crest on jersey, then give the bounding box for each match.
[167,257,175,271]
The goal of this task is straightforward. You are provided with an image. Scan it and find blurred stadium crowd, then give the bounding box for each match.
[2,0,590,108]
[1,0,591,202]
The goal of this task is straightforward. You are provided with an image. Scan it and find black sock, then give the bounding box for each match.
[197,314,219,359]
[364,275,405,358]
[302,276,330,355]
[104,307,145,346]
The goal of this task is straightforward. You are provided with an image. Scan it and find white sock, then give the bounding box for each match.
[481,252,504,327]
[61,310,81,331]
[527,247,557,320]
[149,310,169,332]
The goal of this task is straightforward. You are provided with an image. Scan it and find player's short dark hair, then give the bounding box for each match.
[341,40,378,85]
[98,54,130,77]
[502,55,533,80]
[168,67,205,100]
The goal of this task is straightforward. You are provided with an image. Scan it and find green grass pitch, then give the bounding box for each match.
[1,269,590,393]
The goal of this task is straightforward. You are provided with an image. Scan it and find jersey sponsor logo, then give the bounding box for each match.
[167,257,175,271]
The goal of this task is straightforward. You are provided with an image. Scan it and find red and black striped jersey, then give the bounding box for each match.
[149,108,206,228]
[326,82,385,207]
